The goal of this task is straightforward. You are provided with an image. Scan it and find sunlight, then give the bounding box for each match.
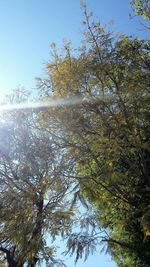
[0,91,5,102]
[0,96,84,112]
[0,94,111,113]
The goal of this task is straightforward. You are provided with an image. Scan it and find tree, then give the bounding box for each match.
[38,6,150,266]
[131,0,150,20]
[0,90,74,267]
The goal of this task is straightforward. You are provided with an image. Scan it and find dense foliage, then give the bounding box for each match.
[0,90,75,267]
[131,0,150,20]
[0,2,149,267]
[38,6,150,267]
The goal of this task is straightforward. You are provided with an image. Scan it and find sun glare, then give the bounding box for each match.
[0,94,110,113]
[0,91,5,102]
[0,96,84,113]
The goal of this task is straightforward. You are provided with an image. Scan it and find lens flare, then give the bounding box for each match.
[0,94,110,113]
[0,96,84,112]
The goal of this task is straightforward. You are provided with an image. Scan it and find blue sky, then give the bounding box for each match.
[0,1,148,266]
[0,0,148,96]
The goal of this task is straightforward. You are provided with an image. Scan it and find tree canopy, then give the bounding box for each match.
[0,2,150,267]
[0,90,75,267]
[38,5,150,267]
[131,0,150,20]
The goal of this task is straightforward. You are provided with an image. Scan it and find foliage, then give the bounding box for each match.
[0,2,150,267]
[0,90,75,267]
[38,6,150,267]
[131,0,150,20]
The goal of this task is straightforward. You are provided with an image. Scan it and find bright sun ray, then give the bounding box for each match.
[0,96,85,112]
[0,94,111,113]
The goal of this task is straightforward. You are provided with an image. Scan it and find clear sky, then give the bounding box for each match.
[0,1,148,266]
[0,0,148,95]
